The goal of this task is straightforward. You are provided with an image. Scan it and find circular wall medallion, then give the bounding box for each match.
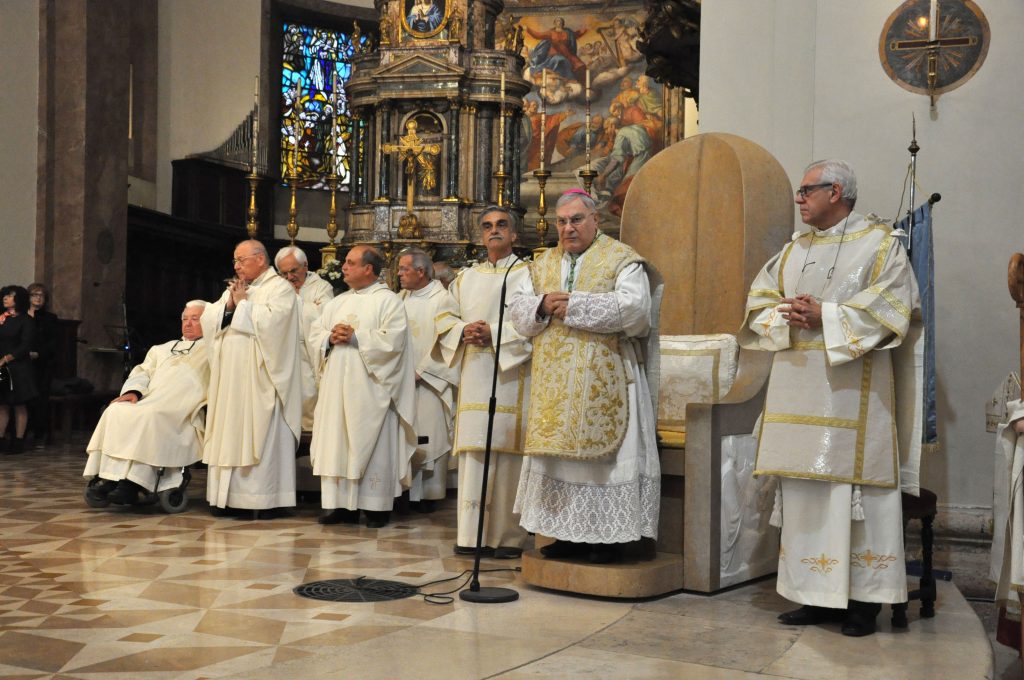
[879,0,990,96]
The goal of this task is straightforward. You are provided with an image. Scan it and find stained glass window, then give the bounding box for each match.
[281,22,362,189]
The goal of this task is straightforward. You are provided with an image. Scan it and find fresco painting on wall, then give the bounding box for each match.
[512,3,679,227]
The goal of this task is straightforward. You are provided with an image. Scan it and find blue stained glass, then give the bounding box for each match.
[282,22,364,189]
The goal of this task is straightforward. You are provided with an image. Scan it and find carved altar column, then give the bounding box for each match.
[350,112,363,205]
[475,105,494,203]
[446,97,461,200]
[376,104,393,201]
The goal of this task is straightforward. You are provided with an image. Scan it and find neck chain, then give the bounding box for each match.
[794,213,851,299]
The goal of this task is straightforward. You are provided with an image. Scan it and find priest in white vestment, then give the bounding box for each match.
[309,245,418,528]
[739,160,922,637]
[397,248,459,512]
[439,206,533,558]
[84,301,210,505]
[509,190,661,565]
[275,245,333,431]
[991,397,1024,652]
[201,240,305,516]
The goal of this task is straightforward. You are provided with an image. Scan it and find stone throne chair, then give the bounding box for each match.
[521,132,794,596]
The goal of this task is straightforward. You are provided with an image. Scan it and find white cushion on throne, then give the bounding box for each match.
[657,334,740,446]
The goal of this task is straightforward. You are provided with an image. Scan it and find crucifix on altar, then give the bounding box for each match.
[381,118,441,239]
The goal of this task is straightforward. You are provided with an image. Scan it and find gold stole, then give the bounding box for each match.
[525,234,642,460]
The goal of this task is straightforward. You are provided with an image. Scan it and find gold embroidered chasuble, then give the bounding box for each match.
[738,212,922,490]
[525,233,644,460]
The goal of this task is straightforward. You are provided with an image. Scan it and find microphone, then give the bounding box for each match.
[928,193,941,205]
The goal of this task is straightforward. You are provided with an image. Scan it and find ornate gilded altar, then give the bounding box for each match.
[344,0,531,266]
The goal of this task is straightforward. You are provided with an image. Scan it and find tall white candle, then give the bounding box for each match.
[929,0,937,41]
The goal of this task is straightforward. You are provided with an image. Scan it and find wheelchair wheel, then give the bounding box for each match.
[158,488,189,514]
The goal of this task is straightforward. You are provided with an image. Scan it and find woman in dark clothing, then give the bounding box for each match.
[0,285,38,454]
[26,283,58,447]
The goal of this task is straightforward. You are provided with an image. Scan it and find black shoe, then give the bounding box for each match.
[540,540,587,559]
[365,511,390,528]
[416,499,437,514]
[587,543,622,564]
[778,605,845,626]
[454,544,494,556]
[86,478,118,503]
[107,479,144,505]
[252,507,290,520]
[319,508,360,525]
[493,546,523,559]
[841,601,881,637]
[8,437,26,455]
[210,505,234,517]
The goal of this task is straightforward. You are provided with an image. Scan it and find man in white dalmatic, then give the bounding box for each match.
[84,301,210,505]
[201,240,305,517]
[397,248,459,513]
[309,245,418,528]
[739,160,922,637]
[509,189,661,565]
[438,206,533,558]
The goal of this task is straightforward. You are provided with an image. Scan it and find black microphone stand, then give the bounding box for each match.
[460,255,520,604]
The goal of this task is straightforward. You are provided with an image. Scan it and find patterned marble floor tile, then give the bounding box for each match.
[0,442,999,679]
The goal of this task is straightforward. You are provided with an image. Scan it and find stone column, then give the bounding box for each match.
[37,0,132,391]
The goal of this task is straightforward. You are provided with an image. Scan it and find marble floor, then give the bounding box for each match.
[0,440,1004,679]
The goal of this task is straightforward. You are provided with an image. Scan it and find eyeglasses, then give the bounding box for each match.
[29,292,45,297]
[278,266,305,277]
[556,212,593,227]
[170,340,198,356]
[232,253,261,265]
[795,183,834,199]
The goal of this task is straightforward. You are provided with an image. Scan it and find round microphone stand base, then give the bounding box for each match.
[459,586,519,604]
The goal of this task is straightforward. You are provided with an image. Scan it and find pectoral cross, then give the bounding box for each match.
[889,0,977,107]
[381,119,441,238]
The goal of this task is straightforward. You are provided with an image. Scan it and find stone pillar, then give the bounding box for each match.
[37,0,132,391]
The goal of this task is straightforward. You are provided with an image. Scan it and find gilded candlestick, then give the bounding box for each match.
[532,168,551,250]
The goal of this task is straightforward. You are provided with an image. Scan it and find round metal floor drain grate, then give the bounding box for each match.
[294,578,419,603]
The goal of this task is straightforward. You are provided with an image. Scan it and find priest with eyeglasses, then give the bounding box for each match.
[739,160,922,636]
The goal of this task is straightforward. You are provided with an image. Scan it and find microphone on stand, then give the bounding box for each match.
[460,252,523,604]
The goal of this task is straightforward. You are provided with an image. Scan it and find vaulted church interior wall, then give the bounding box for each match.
[701,0,1023,530]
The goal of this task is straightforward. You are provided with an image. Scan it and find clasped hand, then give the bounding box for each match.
[463,321,492,347]
[541,291,570,320]
[226,279,248,310]
[780,294,822,329]
[330,323,354,345]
